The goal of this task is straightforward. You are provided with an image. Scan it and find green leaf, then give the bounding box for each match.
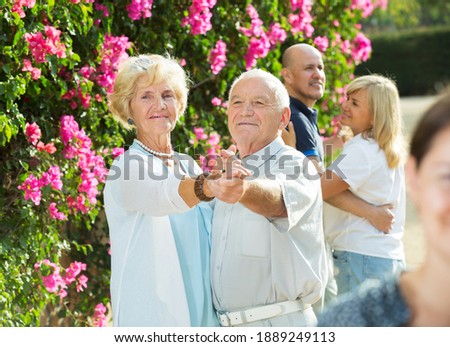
[48,0,55,11]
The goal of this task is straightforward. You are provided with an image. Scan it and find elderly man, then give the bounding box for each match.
[206,69,328,327]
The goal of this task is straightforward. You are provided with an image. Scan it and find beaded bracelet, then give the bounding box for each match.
[194,173,215,202]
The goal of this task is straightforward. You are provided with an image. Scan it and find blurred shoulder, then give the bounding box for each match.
[317,275,409,327]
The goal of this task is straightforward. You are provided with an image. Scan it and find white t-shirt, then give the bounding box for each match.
[323,134,405,260]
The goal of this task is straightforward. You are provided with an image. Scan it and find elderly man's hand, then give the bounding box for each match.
[206,145,252,203]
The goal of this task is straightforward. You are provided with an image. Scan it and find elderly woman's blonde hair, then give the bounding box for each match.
[346,74,406,168]
[108,54,189,129]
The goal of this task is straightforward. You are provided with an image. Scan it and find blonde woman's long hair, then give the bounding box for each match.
[346,75,406,168]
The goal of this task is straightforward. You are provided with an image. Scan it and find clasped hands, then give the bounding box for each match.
[205,145,252,204]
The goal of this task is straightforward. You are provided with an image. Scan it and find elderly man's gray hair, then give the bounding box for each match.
[228,69,290,112]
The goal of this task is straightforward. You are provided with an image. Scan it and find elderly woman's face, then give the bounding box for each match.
[130,79,179,136]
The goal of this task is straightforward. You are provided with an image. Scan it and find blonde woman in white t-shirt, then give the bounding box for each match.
[321,74,407,296]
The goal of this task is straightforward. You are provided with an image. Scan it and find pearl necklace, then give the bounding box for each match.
[135,139,174,158]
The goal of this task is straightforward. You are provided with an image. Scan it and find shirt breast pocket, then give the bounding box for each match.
[240,219,270,258]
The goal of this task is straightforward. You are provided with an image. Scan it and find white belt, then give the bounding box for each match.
[217,299,311,327]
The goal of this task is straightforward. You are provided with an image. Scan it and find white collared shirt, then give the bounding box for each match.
[211,137,328,313]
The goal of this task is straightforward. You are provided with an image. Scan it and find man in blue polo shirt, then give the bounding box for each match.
[281,43,326,173]
[281,44,336,312]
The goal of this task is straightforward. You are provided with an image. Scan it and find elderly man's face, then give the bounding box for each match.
[227,77,286,153]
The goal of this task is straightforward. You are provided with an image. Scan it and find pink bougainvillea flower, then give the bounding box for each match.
[267,23,287,47]
[35,259,90,298]
[24,25,66,64]
[42,273,62,293]
[49,202,67,220]
[126,0,153,21]
[181,0,216,35]
[22,59,41,80]
[351,0,374,18]
[79,65,95,79]
[17,173,42,205]
[76,274,88,292]
[288,0,314,37]
[63,261,87,285]
[207,132,220,147]
[43,26,66,59]
[25,122,41,145]
[35,259,67,298]
[60,115,80,145]
[93,303,108,327]
[111,147,124,159]
[11,0,36,18]
[47,165,63,190]
[351,32,372,63]
[59,115,108,212]
[211,97,222,106]
[209,39,227,75]
[95,3,109,17]
[36,141,57,154]
[239,5,278,70]
[193,127,208,141]
[96,35,131,93]
[313,36,329,52]
[244,34,271,70]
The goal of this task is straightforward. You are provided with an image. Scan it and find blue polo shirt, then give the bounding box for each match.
[288,96,324,163]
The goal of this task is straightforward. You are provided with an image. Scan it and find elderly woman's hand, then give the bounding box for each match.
[205,145,252,203]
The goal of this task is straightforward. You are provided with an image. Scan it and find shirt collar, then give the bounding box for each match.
[241,137,285,171]
[289,96,318,122]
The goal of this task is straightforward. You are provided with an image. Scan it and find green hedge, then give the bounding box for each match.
[355,26,450,96]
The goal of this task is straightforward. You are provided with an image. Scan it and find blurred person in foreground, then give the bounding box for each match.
[318,88,450,327]
[104,54,249,327]
[210,69,328,327]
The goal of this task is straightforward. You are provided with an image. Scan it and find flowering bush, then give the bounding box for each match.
[0,0,385,326]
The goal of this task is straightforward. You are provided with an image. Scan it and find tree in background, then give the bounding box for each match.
[363,0,450,32]
[0,0,385,326]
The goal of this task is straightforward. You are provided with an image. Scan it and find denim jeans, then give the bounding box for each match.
[332,250,405,296]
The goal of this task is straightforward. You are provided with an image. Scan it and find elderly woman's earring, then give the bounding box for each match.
[127,118,134,125]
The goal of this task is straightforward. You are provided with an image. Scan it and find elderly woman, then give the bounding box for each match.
[104,54,247,326]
